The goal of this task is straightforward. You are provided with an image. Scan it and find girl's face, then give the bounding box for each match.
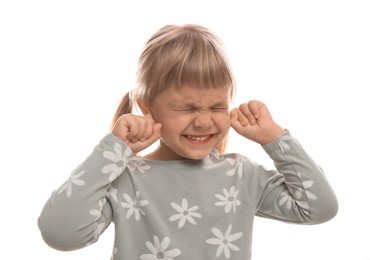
[143,84,231,160]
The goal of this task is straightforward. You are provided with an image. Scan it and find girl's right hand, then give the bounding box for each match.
[111,114,161,154]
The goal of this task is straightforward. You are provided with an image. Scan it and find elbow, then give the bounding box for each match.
[306,194,339,225]
[311,204,338,225]
[38,217,94,251]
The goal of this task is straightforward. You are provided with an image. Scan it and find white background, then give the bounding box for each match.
[1,1,369,259]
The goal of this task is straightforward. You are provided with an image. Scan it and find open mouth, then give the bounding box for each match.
[185,135,214,144]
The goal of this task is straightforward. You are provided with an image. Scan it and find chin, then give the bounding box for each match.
[159,140,214,160]
[186,156,207,161]
[181,150,211,161]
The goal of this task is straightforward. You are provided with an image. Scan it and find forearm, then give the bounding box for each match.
[259,130,338,224]
[38,134,132,250]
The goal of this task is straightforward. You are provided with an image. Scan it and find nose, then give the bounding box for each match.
[193,110,214,129]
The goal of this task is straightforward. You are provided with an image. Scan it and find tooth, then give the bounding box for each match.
[188,135,209,141]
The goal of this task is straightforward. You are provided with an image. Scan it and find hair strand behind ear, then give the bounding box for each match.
[110,92,132,131]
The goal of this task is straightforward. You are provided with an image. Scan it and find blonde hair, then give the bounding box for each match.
[111,24,236,153]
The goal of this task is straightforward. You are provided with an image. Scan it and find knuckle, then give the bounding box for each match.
[146,117,154,125]
[239,103,248,110]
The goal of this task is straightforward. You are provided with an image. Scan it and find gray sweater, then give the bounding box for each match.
[38,130,338,260]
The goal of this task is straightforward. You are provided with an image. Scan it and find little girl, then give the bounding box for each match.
[38,24,338,260]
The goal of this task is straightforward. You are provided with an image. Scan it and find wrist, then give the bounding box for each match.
[259,127,285,145]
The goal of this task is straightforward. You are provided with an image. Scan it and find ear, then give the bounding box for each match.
[137,98,151,116]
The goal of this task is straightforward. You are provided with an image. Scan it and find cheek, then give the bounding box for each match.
[159,115,193,132]
[214,113,231,129]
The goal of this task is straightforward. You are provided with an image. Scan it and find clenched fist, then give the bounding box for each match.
[111,114,161,154]
[230,100,285,145]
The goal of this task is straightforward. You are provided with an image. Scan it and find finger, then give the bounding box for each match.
[239,103,256,125]
[144,123,161,146]
[230,109,245,133]
[140,117,155,142]
[237,107,251,126]
[230,108,238,123]
[127,118,146,142]
[153,123,162,139]
[136,117,152,142]
[248,100,264,119]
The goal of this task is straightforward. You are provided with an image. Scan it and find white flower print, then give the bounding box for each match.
[203,149,221,166]
[140,236,181,260]
[279,190,310,211]
[57,169,85,198]
[127,157,151,173]
[279,178,317,211]
[89,198,106,219]
[300,180,318,200]
[86,220,105,246]
[225,156,243,179]
[209,149,221,159]
[88,198,106,240]
[102,143,131,181]
[206,224,243,259]
[169,198,202,229]
[278,190,295,210]
[295,173,318,200]
[277,135,293,153]
[214,186,241,213]
[108,186,118,203]
[121,191,149,221]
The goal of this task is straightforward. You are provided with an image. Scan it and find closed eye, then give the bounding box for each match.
[173,105,229,113]
[210,106,229,112]
[173,108,196,112]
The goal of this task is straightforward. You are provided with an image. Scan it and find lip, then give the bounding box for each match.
[183,134,214,144]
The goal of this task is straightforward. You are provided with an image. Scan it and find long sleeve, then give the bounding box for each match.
[38,134,133,251]
[38,130,338,259]
[250,130,338,224]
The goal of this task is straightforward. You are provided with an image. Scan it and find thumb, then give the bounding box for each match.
[145,123,162,146]
[230,109,243,133]
[153,123,162,140]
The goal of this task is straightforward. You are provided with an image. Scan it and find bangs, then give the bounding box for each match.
[136,25,235,103]
[167,31,234,90]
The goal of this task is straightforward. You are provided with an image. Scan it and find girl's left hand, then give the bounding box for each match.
[230,100,285,145]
